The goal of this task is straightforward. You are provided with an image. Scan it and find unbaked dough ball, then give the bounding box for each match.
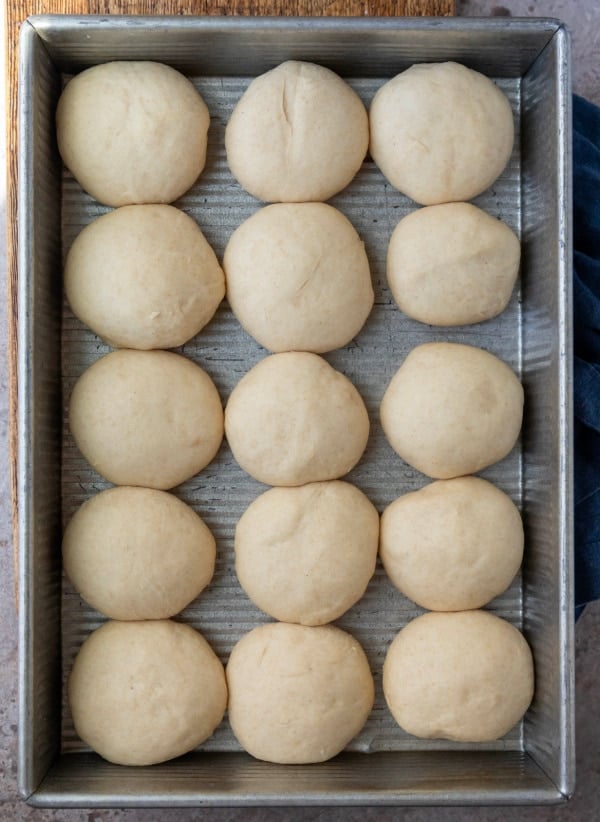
[227,622,374,763]
[64,205,225,349]
[387,203,520,326]
[380,477,523,611]
[380,343,523,479]
[56,61,210,206]
[370,62,514,205]
[225,352,369,486]
[63,486,216,620]
[235,481,378,625]
[383,610,534,742]
[68,620,227,765]
[225,61,368,202]
[224,203,373,353]
[69,350,223,489]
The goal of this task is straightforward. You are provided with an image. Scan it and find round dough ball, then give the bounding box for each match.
[64,205,225,349]
[69,350,223,489]
[383,611,534,742]
[370,62,514,205]
[227,622,374,763]
[69,620,227,765]
[225,61,368,202]
[63,486,216,620]
[225,352,369,486]
[380,342,523,479]
[56,61,210,206]
[387,203,520,326]
[380,477,523,611]
[224,203,373,353]
[235,481,379,625]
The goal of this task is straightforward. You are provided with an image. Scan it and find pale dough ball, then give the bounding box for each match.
[68,620,227,765]
[64,205,225,349]
[225,61,368,202]
[224,203,373,353]
[380,477,523,611]
[56,61,210,206]
[235,481,379,625]
[383,611,534,742]
[370,62,514,205]
[225,352,369,486]
[227,622,374,763]
[63,486,216,620]
[69,350,223,489]
[387,203,520,326]
[380,343,523,479]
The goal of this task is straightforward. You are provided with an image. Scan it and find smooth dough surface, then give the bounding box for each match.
[225,61,368,202]
[56,61,210,206]
[224,203,373,353]
[65,205,225,349]
[69,350,223,489]
[380,477,524,611]
[369,62,514,205]
[387,203,520,326]
[68,620,227,765]
[235,481,379,625]
[380,342,523,479]
[383,610,534,742]
[225,352,369,486]
[227,622,374,763]
[63,486,216,620]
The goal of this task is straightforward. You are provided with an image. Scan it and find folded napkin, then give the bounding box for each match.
[573,94,600,618]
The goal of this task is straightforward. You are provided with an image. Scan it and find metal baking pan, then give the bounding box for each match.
[18,15,573,807]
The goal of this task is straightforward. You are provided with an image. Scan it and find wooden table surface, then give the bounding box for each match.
[4,0,454,556]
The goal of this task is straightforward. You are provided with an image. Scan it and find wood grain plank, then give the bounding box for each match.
[5,0,455,578]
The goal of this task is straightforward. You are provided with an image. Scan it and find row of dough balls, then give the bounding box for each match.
[57,59,513,208]
[64,198,520,356]
[69,343,523,492]
[68,613,533,767]
[63,474,522,629]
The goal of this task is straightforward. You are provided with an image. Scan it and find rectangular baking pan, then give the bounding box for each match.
[18,15,573,806]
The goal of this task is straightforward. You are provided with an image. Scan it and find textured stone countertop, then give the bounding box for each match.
[2,1,599,819]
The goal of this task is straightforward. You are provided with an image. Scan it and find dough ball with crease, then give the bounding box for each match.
[370,62,514,205]
[65,205,224,349]
[226,61,368,202]
[387,203,520,326]
[383,611,534,742]
[69,350,223,489]
[63,486,216,620]
[57,61,210,206]
[225,352,369,486]
[381,342,523,479]
[227,622,374,763]
[380,477,523,611]
[235,481,379,625]
[224,203,373,353]
[68,620,227,765]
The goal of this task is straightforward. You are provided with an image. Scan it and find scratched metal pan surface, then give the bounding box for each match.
[18,16,573,806]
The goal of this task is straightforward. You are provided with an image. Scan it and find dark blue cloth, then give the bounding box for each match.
[573,94,600,617]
